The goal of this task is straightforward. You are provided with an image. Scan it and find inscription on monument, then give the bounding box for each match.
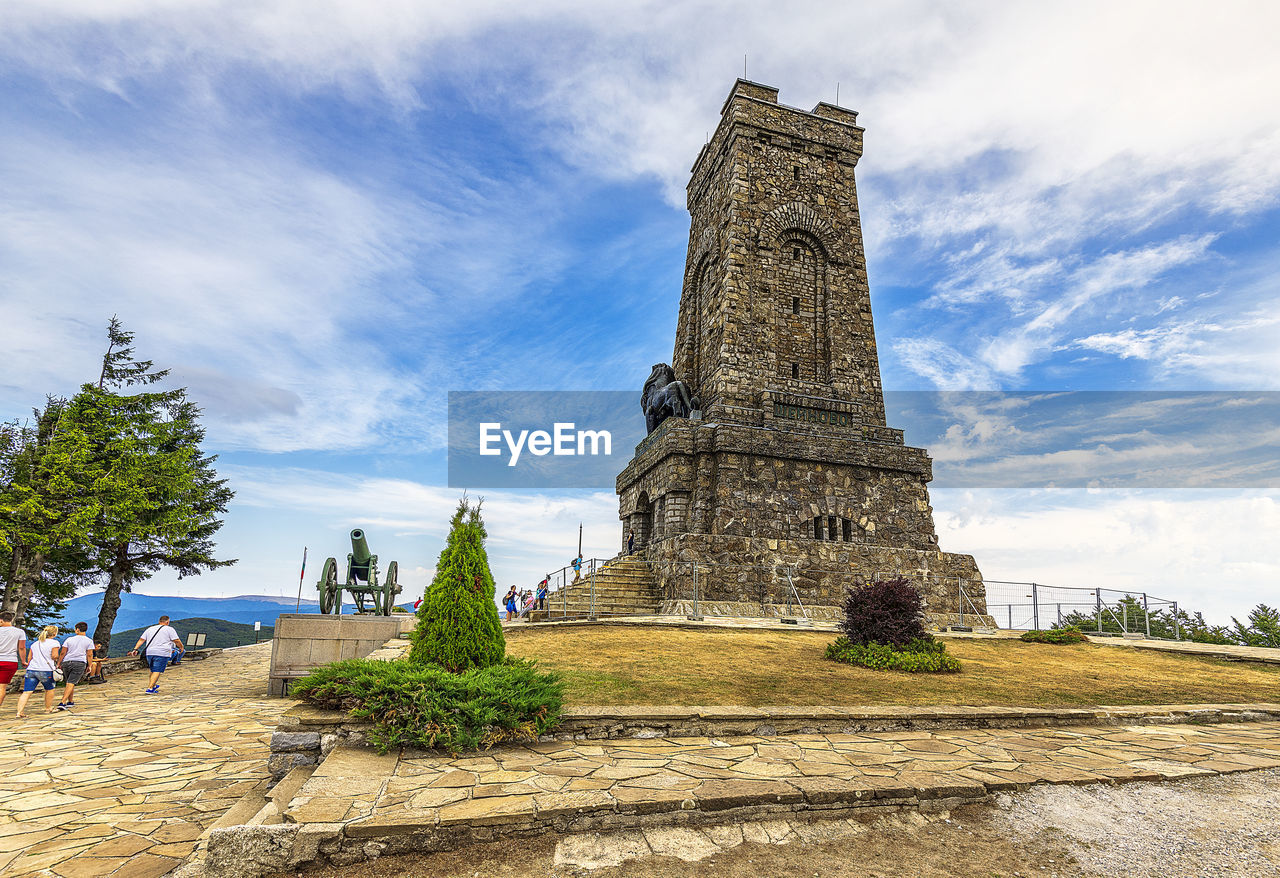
[772,402,857,427]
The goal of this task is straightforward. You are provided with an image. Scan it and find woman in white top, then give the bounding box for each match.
[15,626,62,718]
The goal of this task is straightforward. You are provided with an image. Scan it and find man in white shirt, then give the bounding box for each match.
[56,622,96,711]
[128,615,184,695]
[0,611,27,710]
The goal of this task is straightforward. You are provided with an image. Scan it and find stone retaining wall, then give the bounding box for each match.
[206,782,985,876]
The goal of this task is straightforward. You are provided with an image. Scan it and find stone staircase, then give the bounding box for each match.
[527,556,660,619]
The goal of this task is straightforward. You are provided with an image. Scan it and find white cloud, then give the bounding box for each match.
[163,465,623,600]
[892,338,1000,390]
[935,488,1280,624]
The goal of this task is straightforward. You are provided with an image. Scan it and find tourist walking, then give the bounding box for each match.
[56,623,96,711]
[503,586,518,621]
[0,611,27,711]
[127,615,184,694]
[571,555,583,583]
[536,579,548,611]
[15,625,61,718]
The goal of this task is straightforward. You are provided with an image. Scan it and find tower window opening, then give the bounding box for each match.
[813,516,823,540]
[793,166,800,180]
[792,296,800,314]
[792,247,800,260]
[842,518,853,542]
[792,363,799,379]
[827,516,837,541]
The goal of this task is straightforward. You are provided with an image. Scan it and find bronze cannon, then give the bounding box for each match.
[316,528,402,615]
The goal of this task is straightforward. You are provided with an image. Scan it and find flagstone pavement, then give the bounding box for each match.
[301,720,1280,839]
[0,642,284,878]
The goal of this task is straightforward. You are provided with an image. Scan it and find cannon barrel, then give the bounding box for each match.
[350,528,372,562]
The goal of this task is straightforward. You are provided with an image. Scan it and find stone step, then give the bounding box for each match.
[269,765,317,812]
[557,590,659,601]
[200,782,272,840]
[530,593,660,605]
[246,800,283,827]
[550,606,660,615]
[552,589,660,601]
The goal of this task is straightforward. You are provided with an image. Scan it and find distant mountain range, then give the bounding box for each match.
[106,616,275,657]
[54,592,413,635]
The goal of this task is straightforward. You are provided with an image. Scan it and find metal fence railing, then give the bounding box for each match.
[516,557,1188,641]
[516,556,665,621]
[660,564,1187,641]
[974,579,1183,639]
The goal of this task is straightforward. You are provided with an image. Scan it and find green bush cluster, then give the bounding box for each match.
[291,657,563,754]
[825,636,961,673]
[292,497,563,754]
[1020,626,1088,644]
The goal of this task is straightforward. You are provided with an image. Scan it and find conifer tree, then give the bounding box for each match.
[74,319,235,651]
[410,498,505,672]
[0,398,97,627]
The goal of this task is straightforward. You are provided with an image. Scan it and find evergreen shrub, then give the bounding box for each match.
[291,657,562,754]
[292,497,564,754]
[825,636,960,673]
[838,576,928,647]
[409,498,506,671]
[1020,626,1088,644]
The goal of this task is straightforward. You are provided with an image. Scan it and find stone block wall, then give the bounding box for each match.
[647,532,984,617]
[268,614,414,697]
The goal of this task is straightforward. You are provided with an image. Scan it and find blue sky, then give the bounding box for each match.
[1,2,1277,623]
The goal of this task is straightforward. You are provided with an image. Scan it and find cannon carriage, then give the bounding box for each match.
[316,528,402,615]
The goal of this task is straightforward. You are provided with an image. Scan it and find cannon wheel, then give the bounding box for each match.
[380,561,399,615]
[317,557,340,614]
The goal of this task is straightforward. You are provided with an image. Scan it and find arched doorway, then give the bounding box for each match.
[630,491,653,552]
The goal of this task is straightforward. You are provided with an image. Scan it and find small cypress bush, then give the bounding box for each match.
[839,577,928,648]
[1020,626,1088,644]
[291,657,563,753]
[409,498,506,671]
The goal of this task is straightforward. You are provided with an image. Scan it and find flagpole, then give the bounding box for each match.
[295,547,308,613]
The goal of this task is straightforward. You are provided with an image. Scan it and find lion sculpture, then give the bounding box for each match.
[642,363,699,434]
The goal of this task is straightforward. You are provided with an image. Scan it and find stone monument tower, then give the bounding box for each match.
[617,80,985,620]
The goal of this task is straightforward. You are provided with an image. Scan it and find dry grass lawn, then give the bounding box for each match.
[504,626,1280,707]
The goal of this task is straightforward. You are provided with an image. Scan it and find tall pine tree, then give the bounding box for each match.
[410,498,505,671]
[71,319,235,651]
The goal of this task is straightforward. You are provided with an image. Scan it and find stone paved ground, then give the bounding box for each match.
[287,719,1280,841]
[0,642,284,878]
[294,770,1280,877]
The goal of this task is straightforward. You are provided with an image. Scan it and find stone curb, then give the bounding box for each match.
[547,702,1280,740]
[266,701,1280,784]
